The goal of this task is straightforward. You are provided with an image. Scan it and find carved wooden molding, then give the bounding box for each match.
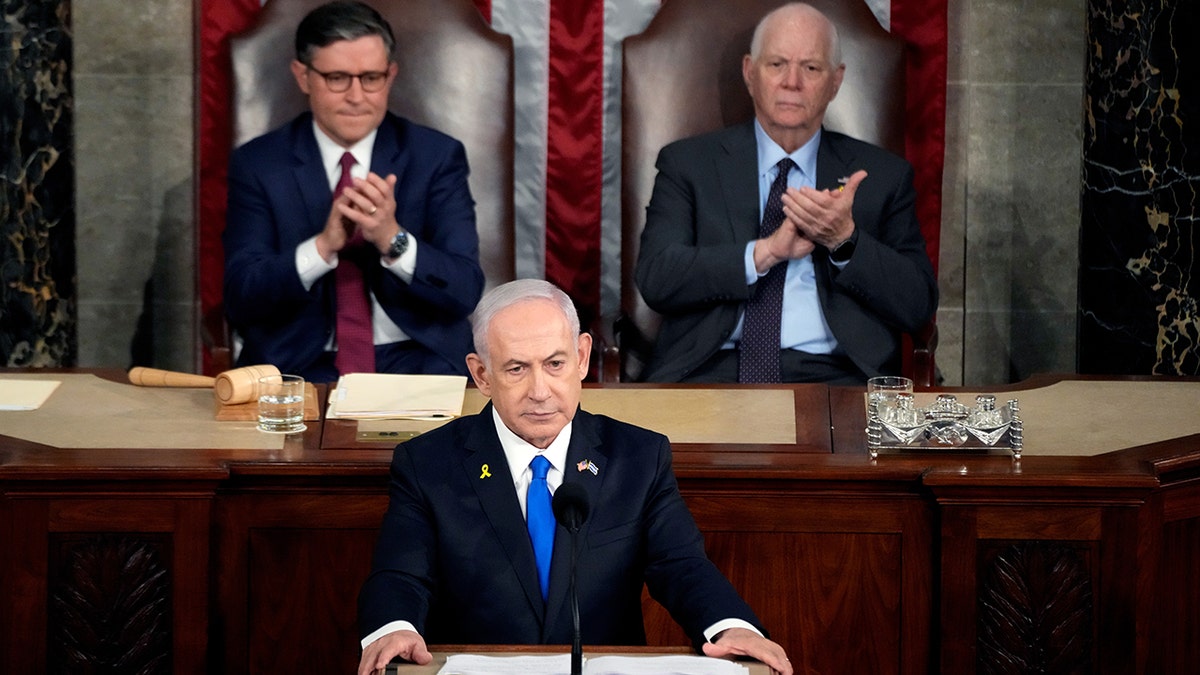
[49,535,172,672]
[978,541,1094,674]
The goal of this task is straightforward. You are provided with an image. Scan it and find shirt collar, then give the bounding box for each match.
[753,119,820,184]
[491,406,573,482]
[311,121,378,187]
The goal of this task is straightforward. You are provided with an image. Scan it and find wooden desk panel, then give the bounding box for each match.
[679,491,934,675]
[3,487,214,674]
[215,489,388,674]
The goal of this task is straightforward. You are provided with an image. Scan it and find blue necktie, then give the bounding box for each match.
[740,157,795,383]
[527,455,555,601]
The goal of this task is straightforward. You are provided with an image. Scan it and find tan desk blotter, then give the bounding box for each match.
[875,380,1200,456]
[214,382,320,421]
[0,373,290,449]
[359,387,799,446]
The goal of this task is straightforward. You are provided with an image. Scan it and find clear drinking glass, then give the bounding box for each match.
[256,374,306,433]
[867,376,913,411]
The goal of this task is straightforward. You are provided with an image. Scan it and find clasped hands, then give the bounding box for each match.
[752,169,867,274]
[316,171,401,263]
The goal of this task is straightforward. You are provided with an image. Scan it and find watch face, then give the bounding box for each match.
[388,231,408,258]
[831,239,855,262]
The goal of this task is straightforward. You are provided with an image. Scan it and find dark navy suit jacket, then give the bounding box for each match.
[223,112,483,379]
[635,123,938,382]
[358,405,763,650]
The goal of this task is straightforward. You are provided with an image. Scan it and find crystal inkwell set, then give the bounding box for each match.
[865,377,1023,459]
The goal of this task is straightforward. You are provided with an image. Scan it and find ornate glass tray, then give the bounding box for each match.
[867,393,1024,459]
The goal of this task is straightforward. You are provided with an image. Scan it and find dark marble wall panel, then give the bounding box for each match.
[1080,1,1200,375]
[0,0,76,366]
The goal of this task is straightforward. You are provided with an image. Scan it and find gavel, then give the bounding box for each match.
[128,364,282,405]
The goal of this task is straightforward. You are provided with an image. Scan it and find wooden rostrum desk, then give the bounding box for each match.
[2,371,1199,674]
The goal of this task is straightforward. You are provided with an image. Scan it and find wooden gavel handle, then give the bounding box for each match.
[128,367,216,388]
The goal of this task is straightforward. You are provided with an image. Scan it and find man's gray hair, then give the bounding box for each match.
[470,279,581,366]
[748,2,842,67]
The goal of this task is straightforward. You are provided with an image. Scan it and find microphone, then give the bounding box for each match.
[552,481,590,532]
[552,482,590,675]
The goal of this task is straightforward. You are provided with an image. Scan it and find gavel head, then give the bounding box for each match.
[213,364,282,405]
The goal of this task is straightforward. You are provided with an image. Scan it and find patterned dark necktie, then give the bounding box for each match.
[333,151,376,375]
[739,157,795,383]
[526,455,554,601]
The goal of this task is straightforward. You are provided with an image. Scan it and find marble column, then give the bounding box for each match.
[1,0,76,366]
[1080,0,1199,375]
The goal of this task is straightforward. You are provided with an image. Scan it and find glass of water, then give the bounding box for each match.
[866,376,913,408]
[256,374,306,434]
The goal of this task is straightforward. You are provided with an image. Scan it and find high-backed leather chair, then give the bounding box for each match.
[604,0,936,386]
[205,0,514,375]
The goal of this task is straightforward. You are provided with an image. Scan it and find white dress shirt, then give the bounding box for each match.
[296,123,419,348]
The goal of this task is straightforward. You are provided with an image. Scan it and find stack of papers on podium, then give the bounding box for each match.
[327,373,468,419]
[437,653,748,675]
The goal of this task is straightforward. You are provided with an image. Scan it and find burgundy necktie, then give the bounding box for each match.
[739,157,795,383]
[333,151,376,375]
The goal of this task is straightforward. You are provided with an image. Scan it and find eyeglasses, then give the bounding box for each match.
[306,66,390,93]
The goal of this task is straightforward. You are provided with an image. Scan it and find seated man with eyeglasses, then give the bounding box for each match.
[223,0,484,382]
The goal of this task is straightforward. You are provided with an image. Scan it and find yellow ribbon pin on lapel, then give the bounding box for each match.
[480,464,492,479]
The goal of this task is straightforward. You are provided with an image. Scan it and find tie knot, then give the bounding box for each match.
[339,152,356,171]
[530,454,551,480]
[775,157,795,179]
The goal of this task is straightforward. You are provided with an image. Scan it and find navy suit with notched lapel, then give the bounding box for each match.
[358,404,763,650]
[635,122,938,382]
[223,111,483,379]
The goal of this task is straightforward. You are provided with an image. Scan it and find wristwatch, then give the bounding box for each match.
[385,229,409,260]
[829,233,857,263]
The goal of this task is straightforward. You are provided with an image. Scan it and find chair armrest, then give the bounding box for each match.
[588,313,658,383]
[907,320,939,389]
[201,304,232,376]
[588,313,622,383]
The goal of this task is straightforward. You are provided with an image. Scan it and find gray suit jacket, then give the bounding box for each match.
[635,122,937,382]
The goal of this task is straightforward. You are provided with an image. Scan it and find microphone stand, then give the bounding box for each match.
[553,482,589,675]
[568,521,582,675]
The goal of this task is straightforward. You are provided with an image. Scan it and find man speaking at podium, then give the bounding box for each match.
[358,280,792,675]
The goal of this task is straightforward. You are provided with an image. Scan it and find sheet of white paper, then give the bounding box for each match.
[437,653,570,675]
[329,373,467,419]
[0,379,61,411]
[436,654,748,675]
[586,655,749,675]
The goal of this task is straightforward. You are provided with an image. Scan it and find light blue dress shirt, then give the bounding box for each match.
[723,121,840,354]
